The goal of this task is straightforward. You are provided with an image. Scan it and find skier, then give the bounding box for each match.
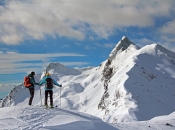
[39,72,62,108]
[27,71,39,106]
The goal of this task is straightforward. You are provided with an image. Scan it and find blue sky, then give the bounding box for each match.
[0,0,175,98]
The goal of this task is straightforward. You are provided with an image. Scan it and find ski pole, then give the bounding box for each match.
[60,87,61,109]
[39,85,42,106]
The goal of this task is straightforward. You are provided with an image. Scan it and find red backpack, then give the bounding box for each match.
[24,76,32,88]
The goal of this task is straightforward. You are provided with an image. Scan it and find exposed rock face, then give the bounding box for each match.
[98,36,139,113]
[0,84,25,107]
[108,36,139,62]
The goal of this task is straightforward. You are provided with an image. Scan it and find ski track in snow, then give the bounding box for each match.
[1,106,175,130]
[0,106,117,130]
[0,106,61,130]
[0,107,63,130]
[18,107,57,129]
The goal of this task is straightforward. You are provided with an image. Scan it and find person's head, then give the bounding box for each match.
[46,72,51,76]
[31,71,35,76]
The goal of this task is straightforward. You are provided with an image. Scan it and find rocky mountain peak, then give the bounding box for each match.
[108,36,139,62]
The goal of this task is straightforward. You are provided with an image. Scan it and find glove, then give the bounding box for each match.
[59,84,62,87]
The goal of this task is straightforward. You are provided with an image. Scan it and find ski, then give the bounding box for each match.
[44,105,58,109]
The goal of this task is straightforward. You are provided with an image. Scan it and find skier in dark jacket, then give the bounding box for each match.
[28,71,39,105]
[39,72,62,108]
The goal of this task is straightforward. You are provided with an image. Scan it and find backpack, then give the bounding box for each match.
[24,76,32,88]
[46,78,53,89]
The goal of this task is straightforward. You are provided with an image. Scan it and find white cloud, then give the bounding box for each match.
[6,51,18,54]
[132,38,154,47]
[61,62,89,66]
[159,20,175,35]
[94,43,115,49]
[0,0,174,44]
[0,52,87,74]
[157,20,175,43]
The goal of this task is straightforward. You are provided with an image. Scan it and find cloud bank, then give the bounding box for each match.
[0,51,87,74]
[0,0,174,44]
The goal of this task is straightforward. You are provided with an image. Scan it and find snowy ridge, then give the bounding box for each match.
[46,62,81,76]
[108,36,140,62]
[1,36,175,129]
[76,66,95,72]
[99,42,175,122]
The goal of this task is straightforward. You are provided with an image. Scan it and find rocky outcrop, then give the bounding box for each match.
[98,36,138,111]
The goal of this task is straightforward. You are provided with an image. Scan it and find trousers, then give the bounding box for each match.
[28,88,34,105]
[45,90,53,106]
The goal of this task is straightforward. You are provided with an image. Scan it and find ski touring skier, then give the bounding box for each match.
[39,72,62,108]
[26,71,39,106]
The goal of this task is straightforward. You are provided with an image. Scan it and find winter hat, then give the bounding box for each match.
[31,71,35,75]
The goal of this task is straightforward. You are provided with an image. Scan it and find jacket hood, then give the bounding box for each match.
[46,76,51,78]
[28,74,33,77]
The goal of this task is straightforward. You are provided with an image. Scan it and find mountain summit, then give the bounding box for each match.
[1,36,175,124]
[43,62,81,76]
[108,36,140,62]
[99,39,175,122]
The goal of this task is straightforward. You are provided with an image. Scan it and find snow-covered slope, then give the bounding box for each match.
[0,106,117,130]
[99,42,175,122]
[1,36,175,126]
